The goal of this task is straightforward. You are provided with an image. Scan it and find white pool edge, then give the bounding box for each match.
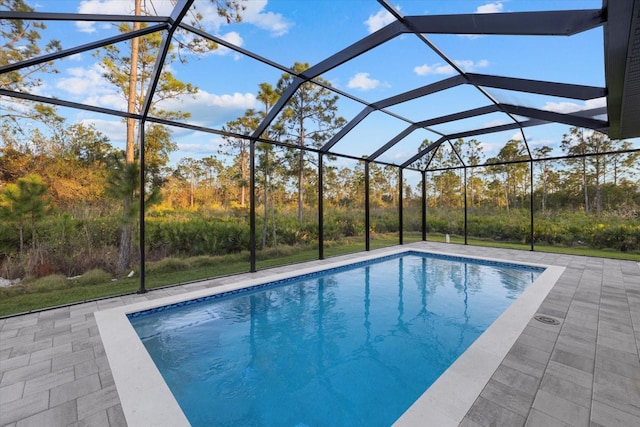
[95,246,563,427]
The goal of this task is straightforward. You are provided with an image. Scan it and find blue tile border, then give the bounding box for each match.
[127,251,545,321]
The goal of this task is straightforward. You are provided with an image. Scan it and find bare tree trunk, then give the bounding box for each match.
[541,176,547,213]
[261,152,269,249]
[297,149,304,223]
[582,157,589,214]
[271,182,277,250]
[116,0,141,275]
[595,158,602,216]
[240,148,246,207]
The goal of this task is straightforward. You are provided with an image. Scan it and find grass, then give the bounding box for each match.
[427,233,640,261]
[1,235,637,317]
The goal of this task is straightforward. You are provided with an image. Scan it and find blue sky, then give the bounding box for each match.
[8,0,634,169]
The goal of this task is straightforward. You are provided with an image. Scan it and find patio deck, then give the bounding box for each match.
[1,242,639,426]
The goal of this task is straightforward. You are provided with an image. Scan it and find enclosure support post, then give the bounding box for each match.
[530,160,535,251]
[318,153,324,260]
[365,161,370,251]
[137,121,146,294]
[249,140,257,272]
[463,167,468,245]
[422,170,427,241]
[399,167,403,245]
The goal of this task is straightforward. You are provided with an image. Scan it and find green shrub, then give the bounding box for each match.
[146,258,189,274]
[72,269,112,286]
[28,274,68,293]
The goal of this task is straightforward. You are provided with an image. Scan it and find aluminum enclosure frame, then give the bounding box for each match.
[1,0,639,291]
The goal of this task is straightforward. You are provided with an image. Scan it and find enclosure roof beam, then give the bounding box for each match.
[401,137,448,169]
[140,0,194,118]
[466,74,606,100]
[401,105,608,168]
[319,76,463,152]
[371,75,466,109]
[366,105,502,162]
[0,89,139,120]
[0,11,169,22]
[604,0,640,138]
[403,9,604,36]
[0,24,168,75]
[303,21,405,80]
[500,104,609,133]
[321,107,375,153]
[415,105,501,128]
[368,125,418,161]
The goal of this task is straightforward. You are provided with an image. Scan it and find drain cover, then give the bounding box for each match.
[534,315,560,325]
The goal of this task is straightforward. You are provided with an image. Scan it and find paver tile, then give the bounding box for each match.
[593,370,640,417]
[591,399,640,427]
[491,364,541,397]
[0,354,30,374]
[524,409,571,427]
[479,379,535,417]
[70,409,110,427]
[550,347,595,374]
[105,404,126,427]
[0,390,49,425]
[15,400,76,427]
[23,367,75,395]
[0,381,24,404]
[28,343,72,364]
[544,360,593,390]
[76,385,120,421]
[531,389,590,426]
[465,396,526,427]
[50,373,101,406]
[0,360,51,387]
[539,372,592,408]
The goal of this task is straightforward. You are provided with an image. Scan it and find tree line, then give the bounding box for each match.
[1,0,639,283]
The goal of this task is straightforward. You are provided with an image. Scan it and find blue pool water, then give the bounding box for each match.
[130,252,543,426]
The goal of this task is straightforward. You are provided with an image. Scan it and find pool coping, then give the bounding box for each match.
[94,246,564,427]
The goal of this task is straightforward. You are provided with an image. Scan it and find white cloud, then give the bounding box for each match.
[243,1,291,37]
[77,0,290,37]
[542,97,606,114]
[178,139,224,155]
[414,59,489,76]
[56,64,128,110]
[365,7,398,33]
[156,90,257,128]
[483,119,507,128]
[56,65,108,96]
[55,63,257,128]
[348,72,381,90]
[76,0,164,33]
[476,2,504,13]
[212,31,244,56]
[77,117,127,148]
[511,131,524,141]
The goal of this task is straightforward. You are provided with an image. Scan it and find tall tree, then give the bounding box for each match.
[99,0,247,274]
[561,127,613,215]
[98,3,195,274]
[0,174,48,253]
[255,83,281,248]
[456,138,484,208]
[1,0,63,134]
[221,110,259,207]
[533,145,553,213]
[275,62,346,222]
[487,140,528,212]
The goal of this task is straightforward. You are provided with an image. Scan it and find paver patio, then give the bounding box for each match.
[1,242,639,426]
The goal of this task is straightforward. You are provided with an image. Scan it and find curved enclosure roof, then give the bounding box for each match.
[1,0,639,170]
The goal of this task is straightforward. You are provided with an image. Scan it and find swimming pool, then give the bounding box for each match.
[95,246,564,426]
